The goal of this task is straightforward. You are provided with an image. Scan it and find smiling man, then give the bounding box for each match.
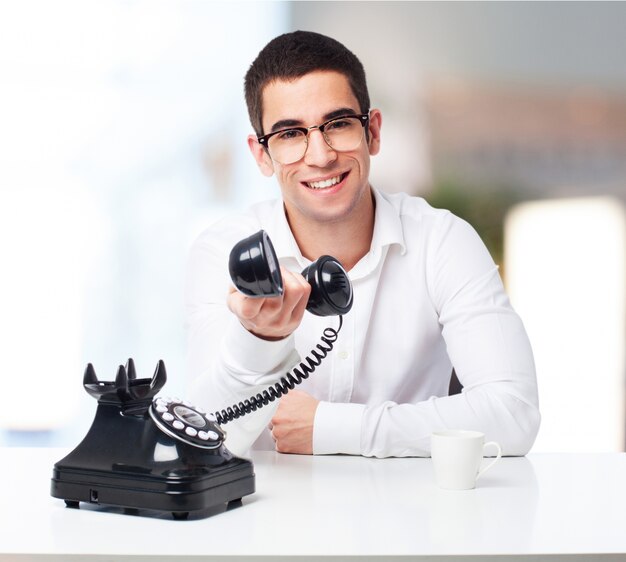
[185,31,540,458]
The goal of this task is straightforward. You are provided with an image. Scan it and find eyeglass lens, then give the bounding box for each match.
[267,116,366,164]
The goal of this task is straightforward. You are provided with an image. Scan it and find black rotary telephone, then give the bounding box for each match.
[50,230,352,519]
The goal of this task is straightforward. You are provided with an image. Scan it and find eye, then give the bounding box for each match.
[276,129,304,141]
[326,118,355,131]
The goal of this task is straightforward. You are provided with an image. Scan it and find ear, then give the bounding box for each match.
[248,135,275,177]
[367,109,382,156]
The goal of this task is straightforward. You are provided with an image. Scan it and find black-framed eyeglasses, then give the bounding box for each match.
[257,112,370,165]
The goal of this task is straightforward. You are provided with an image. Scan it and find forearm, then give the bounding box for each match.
[313,381,540,458]
[365,383,540,458]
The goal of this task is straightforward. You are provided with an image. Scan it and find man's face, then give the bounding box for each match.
[249,70,381,228]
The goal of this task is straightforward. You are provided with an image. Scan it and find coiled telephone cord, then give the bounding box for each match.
[214,316,343,425]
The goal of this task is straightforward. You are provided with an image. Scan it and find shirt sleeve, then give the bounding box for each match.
[184,233,300,457]
[314,212,540,458]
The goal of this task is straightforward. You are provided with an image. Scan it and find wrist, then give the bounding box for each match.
[222,317,297,374]
[247,324,291,341]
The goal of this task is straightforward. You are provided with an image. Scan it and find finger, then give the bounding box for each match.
[280,269,311,314]
[288,272,312,321]
[289,269,311,293]
[227,290,265,320]
[256,290,285,317]
[251,269,299,326]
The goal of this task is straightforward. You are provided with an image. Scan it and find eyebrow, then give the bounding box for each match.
[269,107,359,133]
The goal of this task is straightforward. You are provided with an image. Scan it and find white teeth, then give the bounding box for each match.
[307,175,342,189]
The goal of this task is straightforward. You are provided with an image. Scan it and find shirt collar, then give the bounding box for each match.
[370,187,407,257]
[266,186,407,269]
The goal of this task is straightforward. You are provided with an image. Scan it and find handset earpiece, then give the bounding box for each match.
[301,255,353,316]
[228,230,353,317]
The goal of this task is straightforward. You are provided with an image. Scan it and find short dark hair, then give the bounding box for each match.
[244,30,370,137]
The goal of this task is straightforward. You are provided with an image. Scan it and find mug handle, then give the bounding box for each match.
[476,441,502,480]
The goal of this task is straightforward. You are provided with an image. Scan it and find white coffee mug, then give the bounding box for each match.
[431,430,502,490]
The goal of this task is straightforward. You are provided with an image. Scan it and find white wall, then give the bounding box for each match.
[0,0,286,444]
[505,197,626,452]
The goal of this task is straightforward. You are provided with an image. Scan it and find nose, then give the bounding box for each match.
[303,129,337,168]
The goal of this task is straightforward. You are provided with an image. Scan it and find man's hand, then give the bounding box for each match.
[227,266,311,340]
[269,390,319,454]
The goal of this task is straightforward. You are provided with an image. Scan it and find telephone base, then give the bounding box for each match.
[50,389,255,520]
[51,453,255,520]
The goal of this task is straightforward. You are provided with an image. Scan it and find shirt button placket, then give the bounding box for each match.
[330,312,354,402]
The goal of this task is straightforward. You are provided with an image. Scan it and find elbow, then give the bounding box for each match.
[496,394,541,456]
[465,379,541,456]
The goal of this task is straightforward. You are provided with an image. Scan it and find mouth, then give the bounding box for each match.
[303,172,349,190]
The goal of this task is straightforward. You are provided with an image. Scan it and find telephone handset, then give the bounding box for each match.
[213,229,353,424]
[228,229,353,316]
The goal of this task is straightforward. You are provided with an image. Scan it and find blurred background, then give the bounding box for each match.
[1,1,624,452]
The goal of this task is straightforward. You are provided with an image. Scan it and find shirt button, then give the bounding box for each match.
[338,351,349,360]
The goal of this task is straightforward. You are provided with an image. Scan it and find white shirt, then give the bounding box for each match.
[185,188,540,458]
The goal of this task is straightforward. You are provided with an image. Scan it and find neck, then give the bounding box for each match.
[285,189,376,272]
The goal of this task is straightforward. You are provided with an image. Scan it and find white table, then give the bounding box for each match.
[1,447,625,561]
